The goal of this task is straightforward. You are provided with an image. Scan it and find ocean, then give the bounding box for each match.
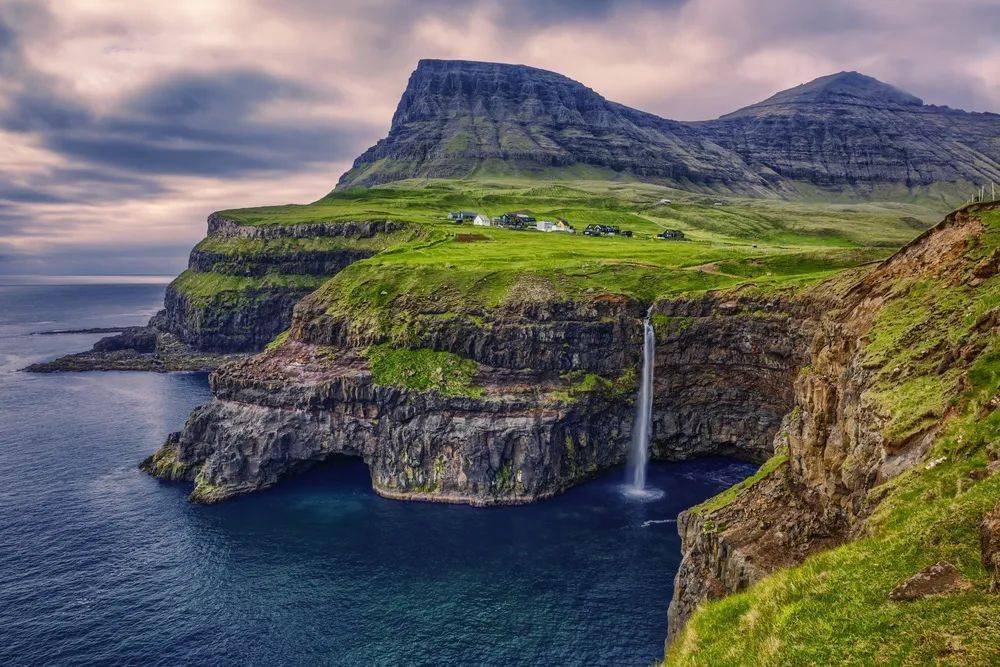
[0,278,754,666]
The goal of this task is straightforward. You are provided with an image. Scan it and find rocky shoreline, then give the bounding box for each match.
[25,324,243,372]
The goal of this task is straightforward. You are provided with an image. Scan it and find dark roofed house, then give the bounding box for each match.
[657,229,685,240]
[448,211,477,222]
[583,224,623,237]
[498,212,535,229]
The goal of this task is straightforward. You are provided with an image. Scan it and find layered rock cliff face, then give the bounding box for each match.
[142,294,645,504]
[143,340,634,505]
[339,60,1000,194]
[650,296,823,462]
[156,216,405,353]
[666,202,1000,650]
[142,284,820,503]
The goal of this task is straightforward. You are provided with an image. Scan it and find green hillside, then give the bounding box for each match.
[200,179,943,328]
[665,208,1000,665]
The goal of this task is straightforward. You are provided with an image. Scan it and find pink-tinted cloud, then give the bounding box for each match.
[0,0,997,274]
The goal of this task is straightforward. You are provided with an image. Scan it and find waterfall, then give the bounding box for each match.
[626,312,655,492]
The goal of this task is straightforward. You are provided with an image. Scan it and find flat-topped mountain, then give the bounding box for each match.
[338,60,1000,195]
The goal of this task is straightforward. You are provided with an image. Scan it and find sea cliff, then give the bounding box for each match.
[665,202,999,664]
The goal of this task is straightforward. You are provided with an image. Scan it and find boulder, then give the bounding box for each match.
[889,562,971,601]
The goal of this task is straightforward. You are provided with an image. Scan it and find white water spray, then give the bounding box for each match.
[626,312,655,494]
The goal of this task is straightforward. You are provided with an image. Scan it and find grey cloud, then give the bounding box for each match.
[1,65,372,177]
[0,185,69,204]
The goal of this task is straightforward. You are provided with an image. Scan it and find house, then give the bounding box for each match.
[658,198,673,205]
[657,229,685,240]
[447,211,477,222]
[552,219,575,234]
[497,212,536,229]
[535,220,555,232]
[583,224,622,237]
[473,214,492,227]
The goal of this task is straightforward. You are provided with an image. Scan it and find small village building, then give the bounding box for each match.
[657,229,685,240]
[497,212,536,229]
[473,214,492,227]
[536,220,555,232]
[552,219,575,233]
[583,224,622,237]
[448,211,477,222]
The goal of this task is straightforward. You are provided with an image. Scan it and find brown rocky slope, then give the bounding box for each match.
[666,202,999,664]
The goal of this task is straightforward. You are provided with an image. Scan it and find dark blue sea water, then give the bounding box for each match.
[0,278,756,666]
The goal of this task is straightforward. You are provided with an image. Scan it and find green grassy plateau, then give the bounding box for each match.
[196,178,950,330]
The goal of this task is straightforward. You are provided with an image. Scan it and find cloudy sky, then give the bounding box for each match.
[1,0,998,275]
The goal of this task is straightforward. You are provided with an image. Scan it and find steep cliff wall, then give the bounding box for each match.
[160,216,408,352]
[141,292,645,504]
[665,203,1000,663]
[142,277,821,504]
[650,295,822,462]
[143,340,634,505]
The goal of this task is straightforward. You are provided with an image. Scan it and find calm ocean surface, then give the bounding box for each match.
[0,278,755,666]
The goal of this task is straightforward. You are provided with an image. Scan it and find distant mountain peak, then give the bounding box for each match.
[728,71,923,114]
[338,59,999,192]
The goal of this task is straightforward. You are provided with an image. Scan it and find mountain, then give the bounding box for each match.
[338,60,1000,195]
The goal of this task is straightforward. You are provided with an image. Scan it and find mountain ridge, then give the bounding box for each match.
[338,59,1000,195]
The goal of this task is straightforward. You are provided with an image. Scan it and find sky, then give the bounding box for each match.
[0,0,998,276]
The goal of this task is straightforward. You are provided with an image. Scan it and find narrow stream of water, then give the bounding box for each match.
[625,313,660,500]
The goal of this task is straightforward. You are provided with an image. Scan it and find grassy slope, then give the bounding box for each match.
[666,210,1000,666]
[170,270,328,307]
[208,178,944,336]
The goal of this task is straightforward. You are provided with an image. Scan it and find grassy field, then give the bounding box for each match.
[219,179,944,245]
[186,177,952,337]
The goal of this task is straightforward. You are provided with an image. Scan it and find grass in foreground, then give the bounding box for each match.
[666,209,1000,666]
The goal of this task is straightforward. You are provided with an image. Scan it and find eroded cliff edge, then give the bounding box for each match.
[666,203,999,664]
[140,274,822,505]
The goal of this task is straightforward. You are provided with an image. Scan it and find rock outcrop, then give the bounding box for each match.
[666,202,999,646]
[888,562,971,601]
[143,341,633,505]
[339,60,1000,194]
